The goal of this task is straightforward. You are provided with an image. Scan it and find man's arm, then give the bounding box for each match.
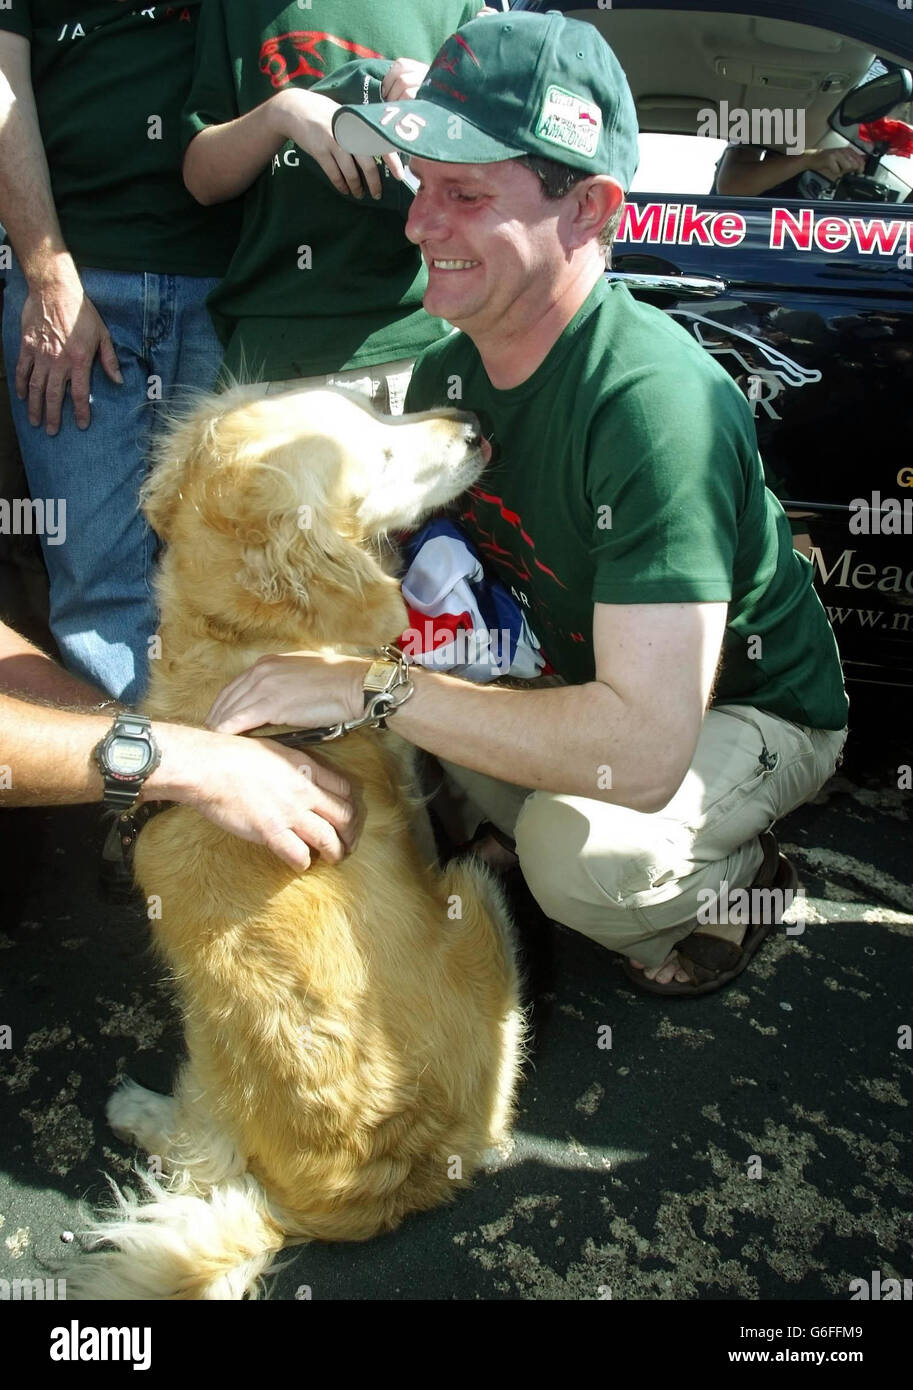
[182,1,411,208]
[183,79,410,205]
[207,601,729,814]
[0,621,111,707]
[716,144,865,196]
[0,626,357,869]
[391,601,727,811]
[0,32,121,433]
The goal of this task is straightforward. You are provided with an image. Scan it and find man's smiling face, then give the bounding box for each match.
[405,157,568,340]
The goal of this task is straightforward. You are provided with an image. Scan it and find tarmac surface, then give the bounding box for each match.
[0,685,910,1302]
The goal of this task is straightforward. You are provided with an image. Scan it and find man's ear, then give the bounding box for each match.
[568,174,624,250]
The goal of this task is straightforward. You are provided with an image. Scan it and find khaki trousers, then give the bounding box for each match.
[439,703,847,969]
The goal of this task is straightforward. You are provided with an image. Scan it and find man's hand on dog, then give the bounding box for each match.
[207,652,365,739]
[154,721,360,870]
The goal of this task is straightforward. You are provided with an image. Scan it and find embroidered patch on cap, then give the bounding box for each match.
[535,85,602,159]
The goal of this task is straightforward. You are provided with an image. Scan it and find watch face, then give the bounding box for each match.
[108,736,152,777]
[364,660,397,693]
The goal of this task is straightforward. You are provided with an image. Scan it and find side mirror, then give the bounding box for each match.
[832,69,913,132]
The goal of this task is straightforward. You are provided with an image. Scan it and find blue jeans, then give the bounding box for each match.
[1,259,223,701]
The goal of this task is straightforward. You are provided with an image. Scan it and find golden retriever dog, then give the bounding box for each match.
[70,386,526,1300]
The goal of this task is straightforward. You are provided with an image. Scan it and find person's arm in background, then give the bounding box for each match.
[716,143,866,196]
[0,624,357,870]
[0,31,122,434]
[181,1,404,205]
[181,0,496,205]
[184,85,407,204]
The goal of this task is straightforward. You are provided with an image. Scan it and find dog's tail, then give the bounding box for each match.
[67,1168,287,1300]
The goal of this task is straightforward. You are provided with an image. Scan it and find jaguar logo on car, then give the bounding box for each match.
[668,312,822,420]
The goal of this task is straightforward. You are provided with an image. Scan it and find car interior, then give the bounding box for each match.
[561,7,913,196]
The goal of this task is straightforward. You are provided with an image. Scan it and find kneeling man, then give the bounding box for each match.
[208,11,848,996]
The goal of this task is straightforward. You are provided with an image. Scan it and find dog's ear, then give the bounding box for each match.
[141,385,263,541]
[141,396,226,541]
[141,450,187,542]
[236,499,408,646]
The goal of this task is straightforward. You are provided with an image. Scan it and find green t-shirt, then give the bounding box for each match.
[181,0,477,380]
[405,278,849,732]
[0,2,240,275]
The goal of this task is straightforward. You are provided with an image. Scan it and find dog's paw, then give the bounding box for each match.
[107,1079,176,1154]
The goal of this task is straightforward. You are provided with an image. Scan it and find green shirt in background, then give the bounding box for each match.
[181,0,477,381]
[405,278,849,732]
[0,1,239,276]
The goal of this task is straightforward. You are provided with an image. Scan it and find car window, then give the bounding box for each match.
[631,134,728,195]
[632,129,913,202]
[582,1,913,206]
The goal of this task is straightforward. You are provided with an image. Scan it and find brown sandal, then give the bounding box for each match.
[621,834,799,998]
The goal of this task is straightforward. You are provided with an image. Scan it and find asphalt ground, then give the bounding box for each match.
[0,684,910,1318]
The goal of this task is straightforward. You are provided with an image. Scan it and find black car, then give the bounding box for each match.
[515,0,913,689]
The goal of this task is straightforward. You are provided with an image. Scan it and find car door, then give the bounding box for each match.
[515,0,913,687]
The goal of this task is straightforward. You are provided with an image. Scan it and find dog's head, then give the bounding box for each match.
[142,385,487,648]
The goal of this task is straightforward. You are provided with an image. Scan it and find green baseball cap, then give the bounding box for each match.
[332,10,639,189]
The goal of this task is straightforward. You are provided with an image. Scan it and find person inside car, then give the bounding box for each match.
[713,142,866,198]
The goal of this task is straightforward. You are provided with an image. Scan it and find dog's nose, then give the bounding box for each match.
[456,412,491,462]
[461,413,484,445]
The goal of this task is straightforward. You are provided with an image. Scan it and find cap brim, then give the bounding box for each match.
[333,100,526,164]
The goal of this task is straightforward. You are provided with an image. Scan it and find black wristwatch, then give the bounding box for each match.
[93,713,162,812]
